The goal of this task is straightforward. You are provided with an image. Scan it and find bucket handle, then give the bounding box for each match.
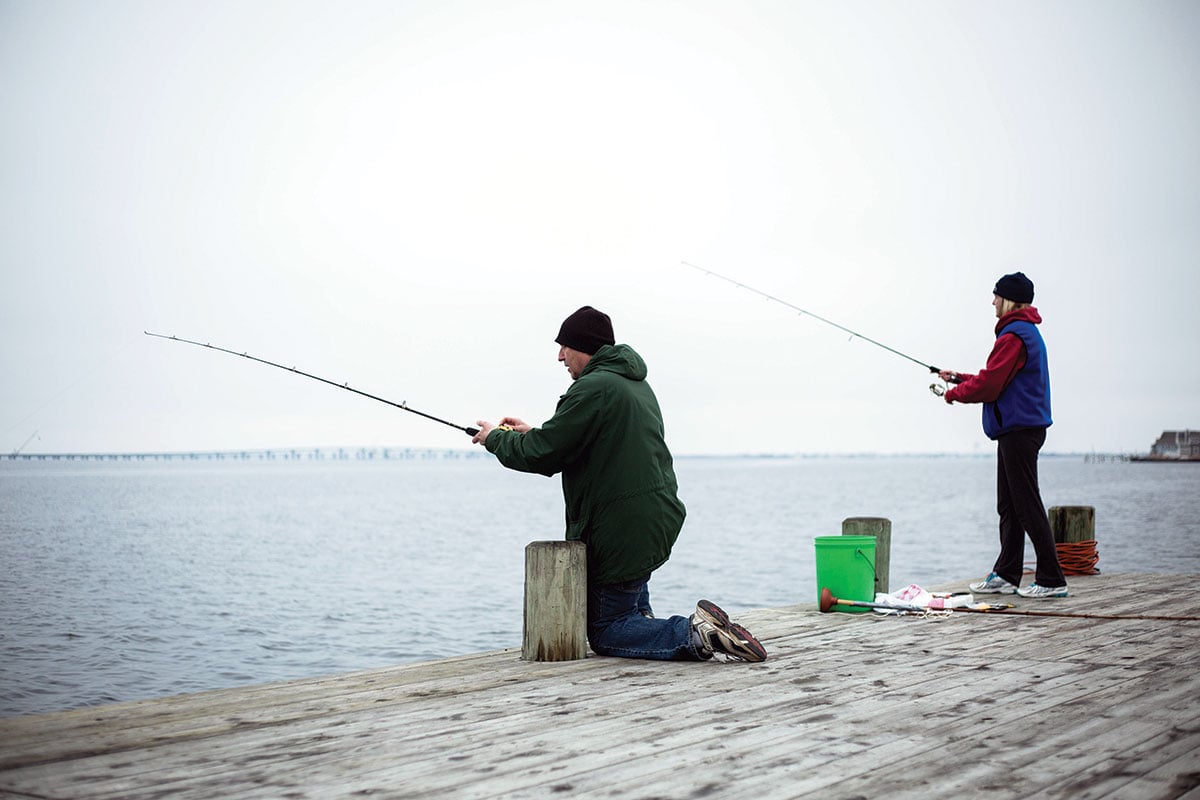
[855,548,877,583]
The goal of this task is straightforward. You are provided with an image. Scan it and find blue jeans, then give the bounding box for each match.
[587,575,704,660]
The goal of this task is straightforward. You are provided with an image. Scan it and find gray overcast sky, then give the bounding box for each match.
[2,0,1197,456]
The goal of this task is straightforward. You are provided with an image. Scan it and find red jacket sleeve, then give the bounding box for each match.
[945,333,1026,404]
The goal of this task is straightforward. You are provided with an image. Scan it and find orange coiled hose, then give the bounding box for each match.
[1056,540,1100,575]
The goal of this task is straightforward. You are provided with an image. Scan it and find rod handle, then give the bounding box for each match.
[466,423,515,437]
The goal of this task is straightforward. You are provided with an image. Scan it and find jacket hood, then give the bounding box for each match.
[995,306,1042,333]
[581,343,647,382]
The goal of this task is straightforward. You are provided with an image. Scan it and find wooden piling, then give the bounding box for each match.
[522,540,588,662]
[1049,505,1099,575]
[842,517,890,594]
[1049,505,1095,544]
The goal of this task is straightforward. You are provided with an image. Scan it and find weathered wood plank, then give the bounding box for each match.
[1,573,1196,800]
[4,657,1161,796]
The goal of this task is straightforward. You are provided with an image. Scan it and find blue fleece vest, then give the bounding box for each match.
[982,320,1052,440]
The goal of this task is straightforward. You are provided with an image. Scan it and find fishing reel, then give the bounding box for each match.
[928,366,949,397]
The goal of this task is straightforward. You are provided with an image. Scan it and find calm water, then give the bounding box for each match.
[1,453,1196,718]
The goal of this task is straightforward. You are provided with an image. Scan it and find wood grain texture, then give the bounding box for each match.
[2,572,1197,799]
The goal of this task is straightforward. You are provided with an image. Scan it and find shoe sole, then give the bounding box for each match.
[1017,590,1069,599]
[696,600,767,662]
[970,586,1017,594]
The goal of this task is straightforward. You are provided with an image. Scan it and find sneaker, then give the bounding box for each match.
[1016,583,1069,599]
[691,600,767,662]
[969,572,1018,594]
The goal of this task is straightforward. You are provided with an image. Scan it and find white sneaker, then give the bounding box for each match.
[969,572,1018,594]
[1016,583,1069,599]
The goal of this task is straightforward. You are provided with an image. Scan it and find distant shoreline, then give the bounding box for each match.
[3,448,1145,462]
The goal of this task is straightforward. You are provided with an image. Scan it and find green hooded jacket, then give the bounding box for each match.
[485,343,685,585]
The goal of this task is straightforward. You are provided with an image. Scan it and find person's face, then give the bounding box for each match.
[992,294,1004,318]
[558,345,591,380]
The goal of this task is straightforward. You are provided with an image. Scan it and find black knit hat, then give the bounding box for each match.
[555,306,615,355]
[993,272,1034,304]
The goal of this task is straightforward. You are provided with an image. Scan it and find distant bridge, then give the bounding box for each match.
[1082,452,1132,463]
[4,447,488,462]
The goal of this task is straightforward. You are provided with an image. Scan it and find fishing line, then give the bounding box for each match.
[2,333,143,445]
[144,332,479,437]
[683,261,947,393]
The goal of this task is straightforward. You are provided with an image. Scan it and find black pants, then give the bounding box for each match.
[992,427,1066,588]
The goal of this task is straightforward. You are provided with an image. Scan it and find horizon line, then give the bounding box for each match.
[4,445,1142,462]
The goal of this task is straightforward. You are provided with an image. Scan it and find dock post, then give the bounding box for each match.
[1049,506,1095,544]
[523,540,588,662]
[1049,506,1098,575]
[842,517,890,594]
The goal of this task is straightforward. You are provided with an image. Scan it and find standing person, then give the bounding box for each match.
[472,306,767,662]
[939,272,1068,599]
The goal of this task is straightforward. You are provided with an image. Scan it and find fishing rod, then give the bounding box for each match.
[819,588,1200,622]
[683,261,944,381]
[144,332,479,437]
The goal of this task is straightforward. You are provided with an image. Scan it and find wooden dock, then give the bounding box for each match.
[2,572,1198,799]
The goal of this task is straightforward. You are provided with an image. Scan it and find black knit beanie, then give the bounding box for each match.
[993,272,1034,304]
[555,306,615,355]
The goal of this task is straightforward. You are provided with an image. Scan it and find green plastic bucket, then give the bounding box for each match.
[814,535,877,613]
